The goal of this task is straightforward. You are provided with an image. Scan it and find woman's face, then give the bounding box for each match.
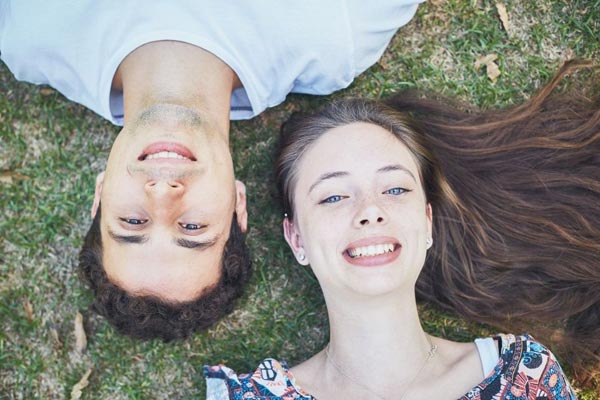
[284,122,432,297]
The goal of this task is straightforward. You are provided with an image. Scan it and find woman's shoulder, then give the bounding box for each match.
[204,358,314,400]
[464,333,576,400]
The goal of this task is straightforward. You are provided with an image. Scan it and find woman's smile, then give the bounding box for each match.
[343,236,401,267]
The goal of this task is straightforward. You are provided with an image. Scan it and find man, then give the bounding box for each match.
[0,1,421,340]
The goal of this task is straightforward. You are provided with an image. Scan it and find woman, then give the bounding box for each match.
[205,61,599,399]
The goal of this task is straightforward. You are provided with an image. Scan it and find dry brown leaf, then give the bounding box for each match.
[0,171,30,184]
[486,61,501,82]
[474,54,497,69]
[74,312,87,354]
[70,369,92,400]
[40,87,54,96]
[496,2,510,34]
[132,354,145,363]
[561,47,576,62]
[377,57,390,70]
[49,325,63,349]
[475,54,501,83]
[23,299,34,322]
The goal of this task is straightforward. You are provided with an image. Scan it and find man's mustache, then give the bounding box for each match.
[126,164,203,180]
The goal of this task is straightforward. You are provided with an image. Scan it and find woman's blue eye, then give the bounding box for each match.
[121,218,147,225]
[321,195,344,204]
[385,187,407,195]
[181,223,201,230]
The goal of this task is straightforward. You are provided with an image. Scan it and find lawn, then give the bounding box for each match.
[1,1,598,398]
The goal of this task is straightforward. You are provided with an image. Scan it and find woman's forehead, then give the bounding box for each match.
[296,122,421,181]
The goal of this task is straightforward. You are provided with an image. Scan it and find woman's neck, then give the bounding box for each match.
[292,288,481,400]
[324,289,434,385]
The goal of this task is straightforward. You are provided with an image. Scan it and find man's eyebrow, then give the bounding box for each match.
[108,230,149,244]
[175,237,219,250]
[108,229,218,250]
[309,171,350,193]
[377,164,417,182]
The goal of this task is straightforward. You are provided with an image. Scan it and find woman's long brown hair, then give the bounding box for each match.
[276,60,599,387]
[385,60,599,386]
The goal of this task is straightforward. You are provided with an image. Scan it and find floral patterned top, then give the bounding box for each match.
[204,334,577,400]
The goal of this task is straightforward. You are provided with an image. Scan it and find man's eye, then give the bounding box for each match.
[320,195,345,204]
[180,223,202,230]
[384,187,409,195]
[120,218,147,225]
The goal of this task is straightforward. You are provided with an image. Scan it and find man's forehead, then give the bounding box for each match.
[101,235,226,302]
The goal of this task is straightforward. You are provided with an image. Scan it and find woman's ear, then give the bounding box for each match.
[283,217,309,265]
[426,203,433,248]
[91,171,105,218]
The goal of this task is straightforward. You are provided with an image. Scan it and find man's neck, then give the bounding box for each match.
[113,40,240,140]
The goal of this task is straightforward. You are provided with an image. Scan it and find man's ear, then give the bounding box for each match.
[283,217,309,265]
[234,180,248,233]
[91,171,105,219]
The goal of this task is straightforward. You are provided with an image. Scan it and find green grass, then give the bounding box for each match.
[1,1,599,398]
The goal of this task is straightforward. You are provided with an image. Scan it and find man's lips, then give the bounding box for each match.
[343,236,401,267]
[138,142,197,161]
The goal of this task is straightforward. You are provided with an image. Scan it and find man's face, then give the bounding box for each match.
[91,105,247,302]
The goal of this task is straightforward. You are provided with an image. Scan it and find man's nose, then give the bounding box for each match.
[145,180,184,200]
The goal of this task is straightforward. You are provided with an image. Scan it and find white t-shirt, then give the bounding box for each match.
[0,1,421,125]
[474,337,500,377]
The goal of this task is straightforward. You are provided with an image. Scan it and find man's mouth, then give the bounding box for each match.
[144,151,191,161]
[138,142,197,161]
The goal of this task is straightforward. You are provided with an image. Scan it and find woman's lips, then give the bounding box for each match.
[342,236,401,267]
[138,142,197,161]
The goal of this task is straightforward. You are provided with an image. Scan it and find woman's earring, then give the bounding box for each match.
[297,252,306,262]
[426,238,433,249]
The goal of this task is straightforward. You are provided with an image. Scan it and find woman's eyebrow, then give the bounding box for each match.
[309,171,350,193]
[308,164,416,194]
[377,164,416,182]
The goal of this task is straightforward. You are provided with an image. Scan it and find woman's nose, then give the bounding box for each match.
[354,198,387,227]
[359,215,385,226]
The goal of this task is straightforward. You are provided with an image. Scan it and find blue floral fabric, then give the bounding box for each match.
[204,334,577,400]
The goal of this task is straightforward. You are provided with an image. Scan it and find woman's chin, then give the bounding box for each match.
[340,274,410,298]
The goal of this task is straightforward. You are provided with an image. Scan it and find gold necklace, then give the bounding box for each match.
[324,335,437,400]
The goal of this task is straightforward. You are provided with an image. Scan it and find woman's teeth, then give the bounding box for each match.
[348,243,395,258]
[145,151,189,160]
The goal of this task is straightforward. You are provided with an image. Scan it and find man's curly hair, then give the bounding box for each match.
[78,206,252,341]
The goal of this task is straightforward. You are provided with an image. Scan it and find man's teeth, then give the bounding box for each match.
[146,151,189,160]
[348,244,395,258]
